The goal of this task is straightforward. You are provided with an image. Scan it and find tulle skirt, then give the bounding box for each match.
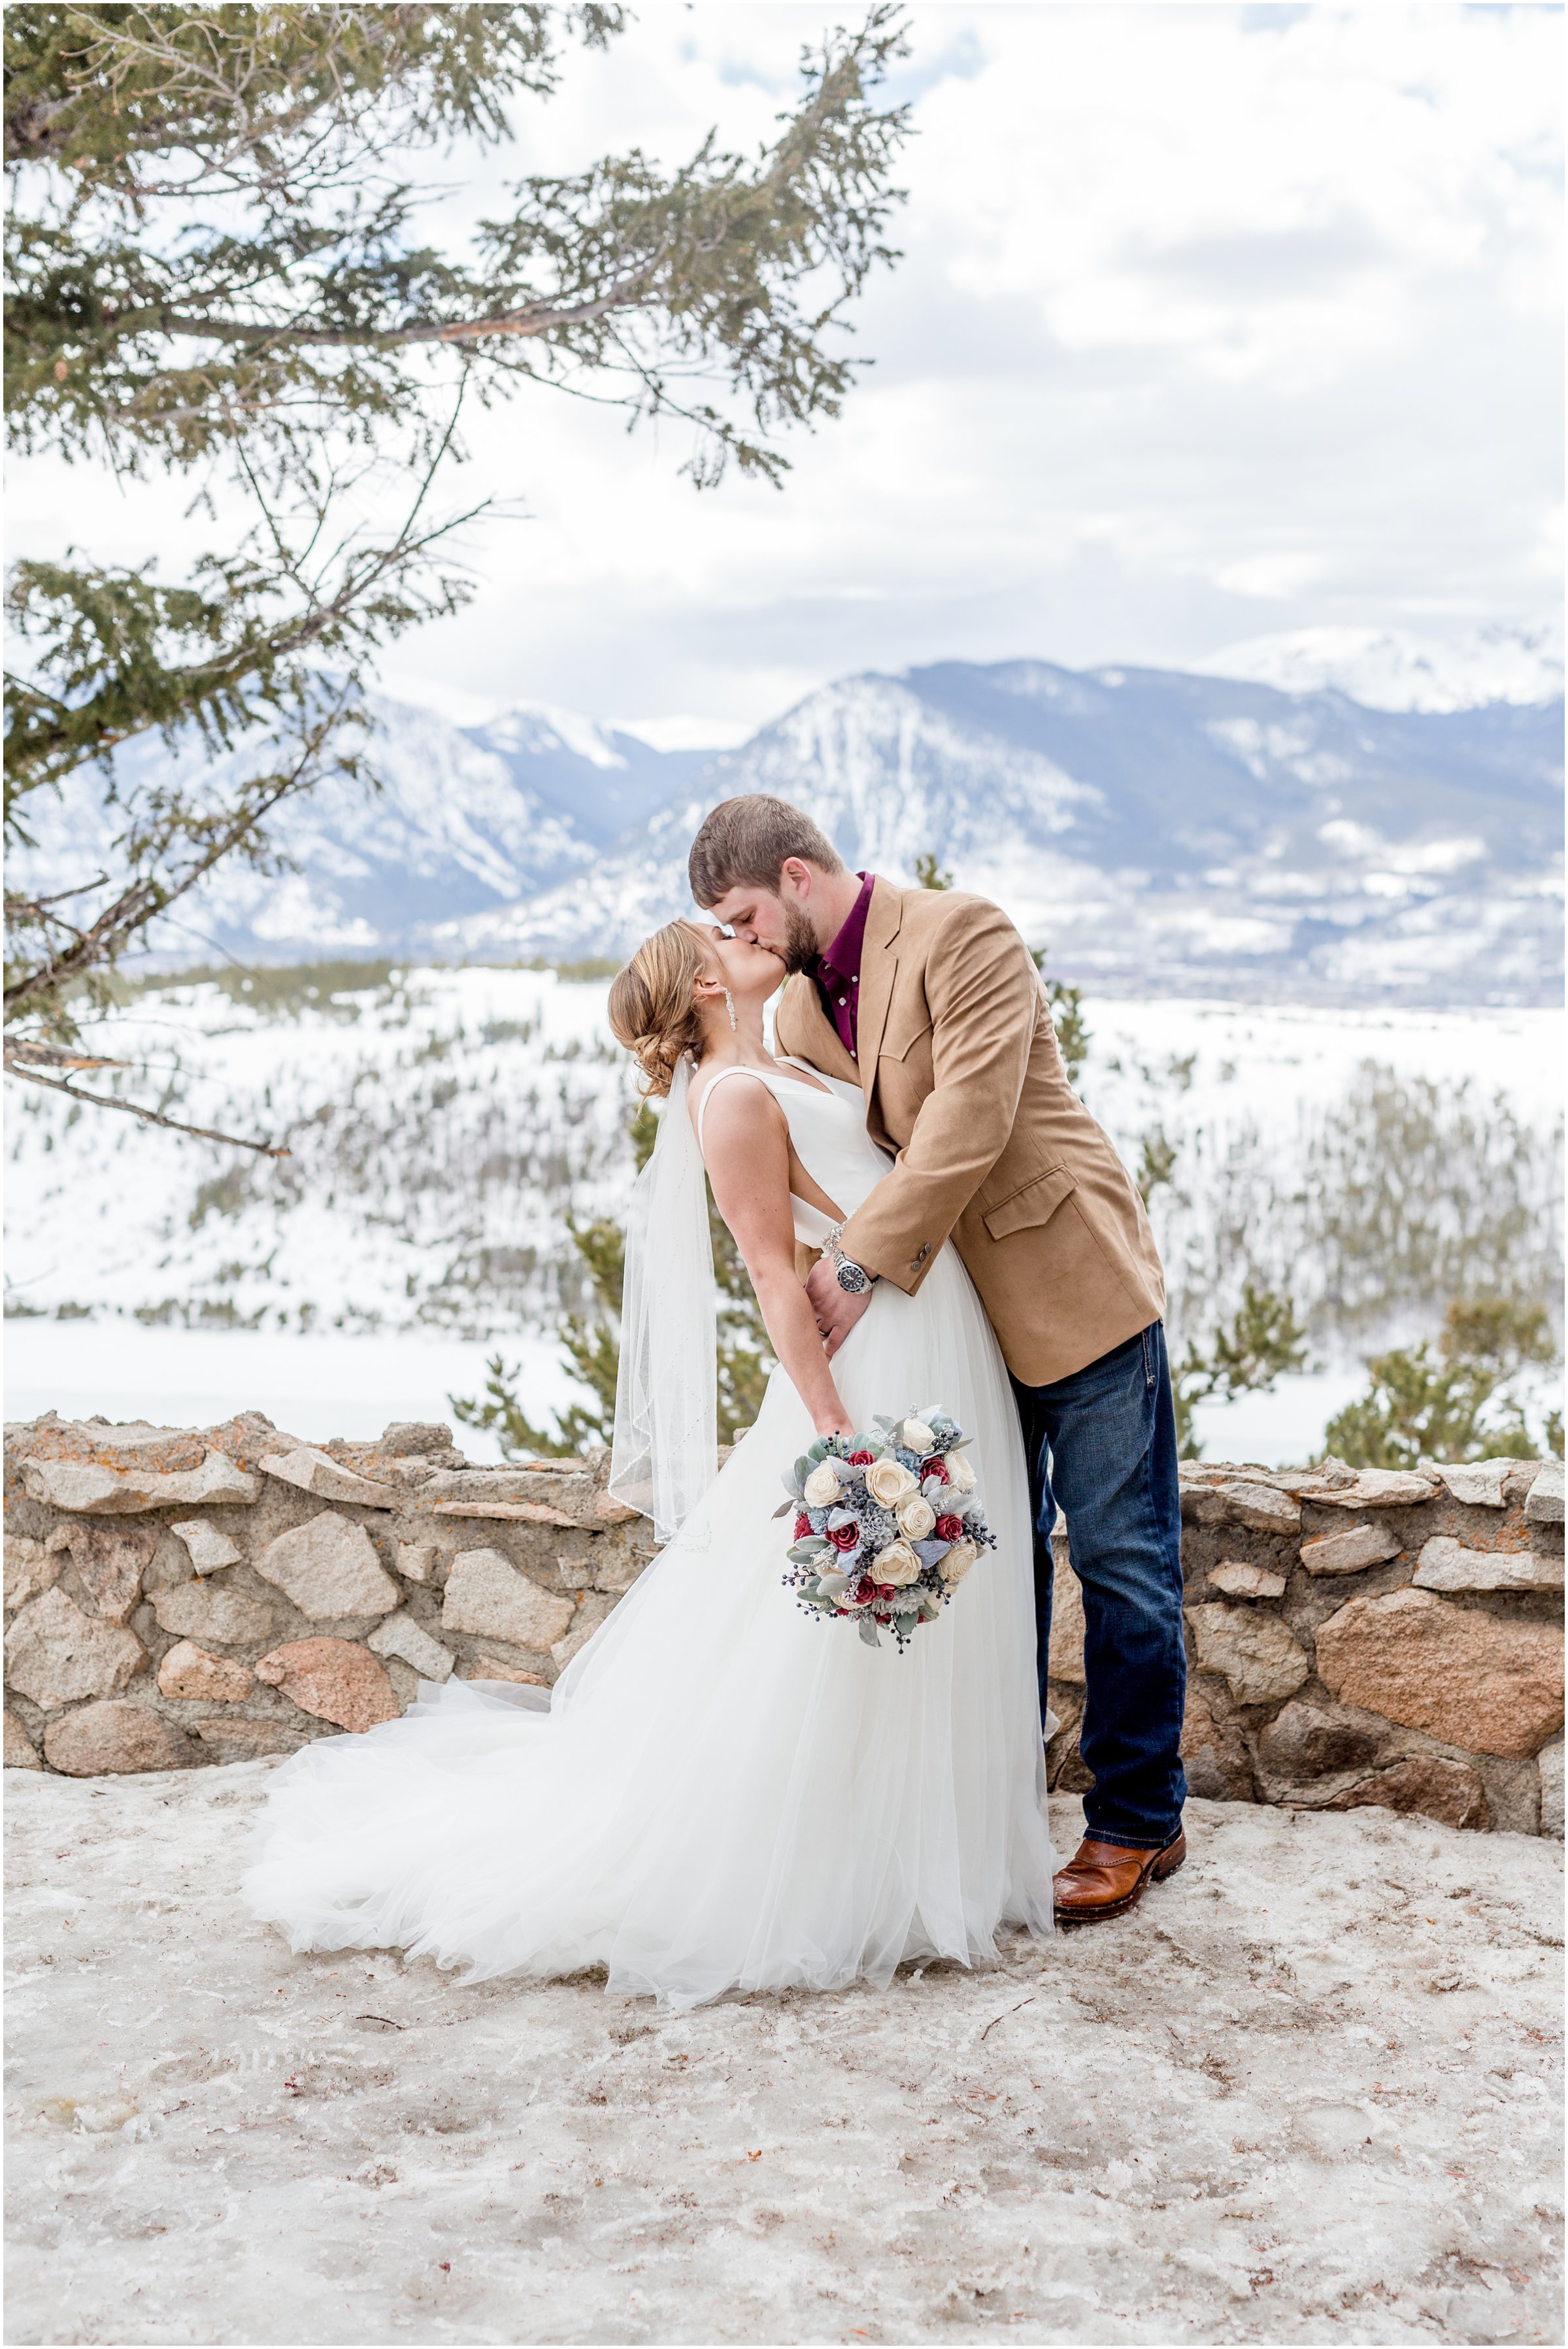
[243,1246,1058,2007]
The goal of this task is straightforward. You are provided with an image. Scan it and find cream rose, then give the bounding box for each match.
[865,1456,916,1509]
[895,1491,936,1541]
[944,1450,977,1493]
[900,1418,935,1456]
[940,1537,979,1585]
[872,1538,922,1588]
[802,1461,843,1508]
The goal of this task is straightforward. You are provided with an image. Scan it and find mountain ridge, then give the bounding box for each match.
[445,656,1563,1005]
[1195,620,1563,714]
[13,644,1561,1007]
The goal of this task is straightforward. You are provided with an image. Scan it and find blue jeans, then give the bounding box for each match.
[1012,1323,1186,1850]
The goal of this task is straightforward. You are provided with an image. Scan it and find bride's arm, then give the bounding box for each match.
[697,1080,852,1438]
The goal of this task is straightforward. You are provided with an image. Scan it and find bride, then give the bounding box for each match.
[244,920,1057,2007]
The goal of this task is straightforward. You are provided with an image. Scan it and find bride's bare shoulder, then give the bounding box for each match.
[690,1065,786,1150]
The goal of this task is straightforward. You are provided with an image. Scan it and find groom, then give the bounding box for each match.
[690,795,1188,1924]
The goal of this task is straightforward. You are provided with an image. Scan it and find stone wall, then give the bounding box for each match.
[1050,1455,1564,1837]
[3,1414,656,1776]
[4,1410,1562,1837]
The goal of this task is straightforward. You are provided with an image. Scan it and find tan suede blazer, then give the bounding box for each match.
[773,878,1165,1389]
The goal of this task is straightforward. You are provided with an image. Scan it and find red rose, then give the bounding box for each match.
[846,1449,875,1466]
[876,1583,897,1601]
[935,1514,963,1542]
[827,1522,860,1552]
[852,1576,877,1606]
[922,1456,950,1485]
[794,1512,812,1541]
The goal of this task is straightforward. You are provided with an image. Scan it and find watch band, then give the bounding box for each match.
[823,1224,873,1295]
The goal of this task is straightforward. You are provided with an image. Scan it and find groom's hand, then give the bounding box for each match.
[806,1256,874,1358]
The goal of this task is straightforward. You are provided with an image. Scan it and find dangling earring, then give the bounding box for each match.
[724,988,738,1031]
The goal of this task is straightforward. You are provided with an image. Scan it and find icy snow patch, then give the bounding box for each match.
[5,1771,1560,2345]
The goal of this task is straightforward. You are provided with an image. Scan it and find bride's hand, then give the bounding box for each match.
[806,1258,875,1359]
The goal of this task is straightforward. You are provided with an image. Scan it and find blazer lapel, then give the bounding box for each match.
[855,878,903,1109]
[774,972,860,1085]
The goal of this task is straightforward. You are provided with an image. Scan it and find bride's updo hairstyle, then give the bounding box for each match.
[608,919,715,1097]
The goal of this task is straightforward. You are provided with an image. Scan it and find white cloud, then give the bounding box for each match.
[7,1,1560,731]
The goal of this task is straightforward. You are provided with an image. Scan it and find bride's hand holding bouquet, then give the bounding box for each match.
[779,1408,995,1650]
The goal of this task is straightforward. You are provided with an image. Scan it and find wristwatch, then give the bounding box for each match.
[824,1224,874,1295]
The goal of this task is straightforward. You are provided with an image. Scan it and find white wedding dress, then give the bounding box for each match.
[244,1062,1057,2007]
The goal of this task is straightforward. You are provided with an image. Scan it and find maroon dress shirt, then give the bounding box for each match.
[812,871,875,1059]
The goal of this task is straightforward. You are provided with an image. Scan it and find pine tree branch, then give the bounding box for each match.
[4,688,349,1022]
[153,271,663,350]
[1,1047,290,1155]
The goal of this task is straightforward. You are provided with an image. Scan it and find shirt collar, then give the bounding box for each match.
[815,871,874,982]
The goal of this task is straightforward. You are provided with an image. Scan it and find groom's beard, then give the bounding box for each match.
[776,900,820,975]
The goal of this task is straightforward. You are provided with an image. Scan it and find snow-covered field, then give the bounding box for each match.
[5,973,1561,1462]
[5,1767,1561,2347]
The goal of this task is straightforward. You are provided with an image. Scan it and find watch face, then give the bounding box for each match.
[837,1260,870,1295]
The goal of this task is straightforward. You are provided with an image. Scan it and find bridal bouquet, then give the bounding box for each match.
[778,1408,995,1650]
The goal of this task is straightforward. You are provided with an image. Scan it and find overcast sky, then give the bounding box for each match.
[11,1,1561,735]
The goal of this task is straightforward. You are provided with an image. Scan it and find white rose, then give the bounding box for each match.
[944,1450,977,1493]
[940,1537,979,1586]
[871,1538,922,1588]
[901,1418,935,1456]
[803,1461,843,1508]
[895,1491,936,1541]
[865,1457,916,1509]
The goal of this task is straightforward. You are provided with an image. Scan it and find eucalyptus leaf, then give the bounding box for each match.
[858,1617,881,1648]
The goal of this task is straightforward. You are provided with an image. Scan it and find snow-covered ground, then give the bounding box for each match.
[5,965,627,1336]
[5,1766,1561,2347]
[5,976,1561,1463]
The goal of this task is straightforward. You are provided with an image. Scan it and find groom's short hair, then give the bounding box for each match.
[688,795,846,905]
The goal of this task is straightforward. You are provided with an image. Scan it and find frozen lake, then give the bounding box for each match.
[1,1323,573,1465]
[4,1314,1373,1468]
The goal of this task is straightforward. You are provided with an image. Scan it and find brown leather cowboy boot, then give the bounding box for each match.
[1053,1828,1187,1925]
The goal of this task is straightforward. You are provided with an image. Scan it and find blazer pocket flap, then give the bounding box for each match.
[982,1165,1077,1242]
[879,1015,933,1063]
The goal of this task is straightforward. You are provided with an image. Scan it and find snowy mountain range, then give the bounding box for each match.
[16,625,1561,1005]
[1197,620,1563,714]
